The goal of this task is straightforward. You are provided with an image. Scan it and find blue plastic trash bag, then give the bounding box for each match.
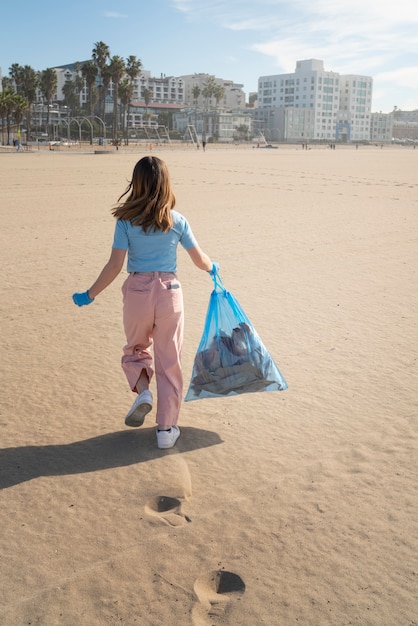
[185,270,288,401]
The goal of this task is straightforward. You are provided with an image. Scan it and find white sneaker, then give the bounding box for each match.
[125,390,153,427]
[156,426,181,449]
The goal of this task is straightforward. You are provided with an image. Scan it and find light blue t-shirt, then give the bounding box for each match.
[112,209,197,272]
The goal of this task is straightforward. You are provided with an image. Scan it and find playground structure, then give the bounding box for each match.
[184,125,199,148]
[253,128,268,145]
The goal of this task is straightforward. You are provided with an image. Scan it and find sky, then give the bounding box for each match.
[1,0,417,113]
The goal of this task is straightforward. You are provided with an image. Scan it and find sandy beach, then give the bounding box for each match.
[0,143,417,625]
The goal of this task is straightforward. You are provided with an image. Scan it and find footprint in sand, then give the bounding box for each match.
[145,494,191,526]
[192,569,245,624]
[145,456,193,526]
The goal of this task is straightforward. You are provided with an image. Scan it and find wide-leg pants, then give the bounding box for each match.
[121,272,184,428]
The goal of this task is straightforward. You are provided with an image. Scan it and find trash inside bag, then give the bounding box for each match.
[185,271,288,401]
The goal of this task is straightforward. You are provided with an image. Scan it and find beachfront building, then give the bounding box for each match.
[172,108,252,143]
[50,65,185,109]
[390,109,418,143]
[370,112,393,143]
[338,74,373,141]
[117,71,184,105]
[255,107,316,142]
[255,59,373,143]
[180,73,245,111]
[392,119,418,143]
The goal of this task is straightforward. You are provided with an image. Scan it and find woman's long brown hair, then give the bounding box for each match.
[112,156,175,232]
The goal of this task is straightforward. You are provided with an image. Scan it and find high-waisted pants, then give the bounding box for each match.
[121,272,184,428]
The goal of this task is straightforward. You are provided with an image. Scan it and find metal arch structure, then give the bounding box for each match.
[71,115,107,143]
[62,117,82,142]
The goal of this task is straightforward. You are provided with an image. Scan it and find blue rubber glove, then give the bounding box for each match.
[72,290,94,306]
[208,262,220,277]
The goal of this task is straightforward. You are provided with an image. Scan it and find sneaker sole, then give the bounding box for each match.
[125,402,152,427]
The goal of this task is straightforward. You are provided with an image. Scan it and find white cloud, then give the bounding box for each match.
[103,11,128,18]
[374,66,418,88]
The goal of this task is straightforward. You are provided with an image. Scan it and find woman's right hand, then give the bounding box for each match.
[72,291,94,306]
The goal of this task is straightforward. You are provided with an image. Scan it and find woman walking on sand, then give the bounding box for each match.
[73,156,218,449]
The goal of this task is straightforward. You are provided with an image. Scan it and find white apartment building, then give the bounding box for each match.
[50,65,185,108]
[116,71,184,104]
[338,75,373,141]
[256,59,373,142]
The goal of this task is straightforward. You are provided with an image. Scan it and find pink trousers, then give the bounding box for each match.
[121,272,184,428]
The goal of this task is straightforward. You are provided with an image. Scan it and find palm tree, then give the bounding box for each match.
[2,76,13,90]
[109,55,126,141]
[81,61,98,117]
[101,64,112,124]
[125,55,142,145]
[9,63,21,87]
[202,76,216,141]
[0,89,15,144]
[213,84,225,107]
[12,94,28,142]
[192,85,201,135]
[62,80,80,116]
[202,76,216,107]
[118,78,134,144]
[10,64,38,139]
[192,85,201,106]
[142,87,153,126]
[0,90,27,145]
[73,62,84,95]
[39,68,58,133]
[126,55,142,84]
[212,84,225,141]
[92,41,110,119]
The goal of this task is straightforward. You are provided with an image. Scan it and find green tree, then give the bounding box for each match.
[92,41,110,119]
[39,67,58,132]
[202,76,217,141]
[234,124,249,142]
[0,89,15,144]
[8,63,21,87]
[1,76,13,90]
[101,64,112,123]
[81,60,98,118]
[126,55,142,84]
[119,78,134,144]
[143,87,152,108]
[202,76,216,107]
[73,62,84,95]
[0,90,27,145]
[62,80,81,116]
[125,55,142,144]
[109,55,126,141]
[249,93,258,107]
[192,84,201,105]
[13,94,28,128]
[10,64,38,138]
[212,84,225,141]
[142,87,153,127]
[192,85,201,134]
[213,84,225,107]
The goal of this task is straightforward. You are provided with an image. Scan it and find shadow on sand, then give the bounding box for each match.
[0,427,223,489]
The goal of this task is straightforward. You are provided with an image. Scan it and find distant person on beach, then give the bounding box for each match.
[72,156,218,449]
